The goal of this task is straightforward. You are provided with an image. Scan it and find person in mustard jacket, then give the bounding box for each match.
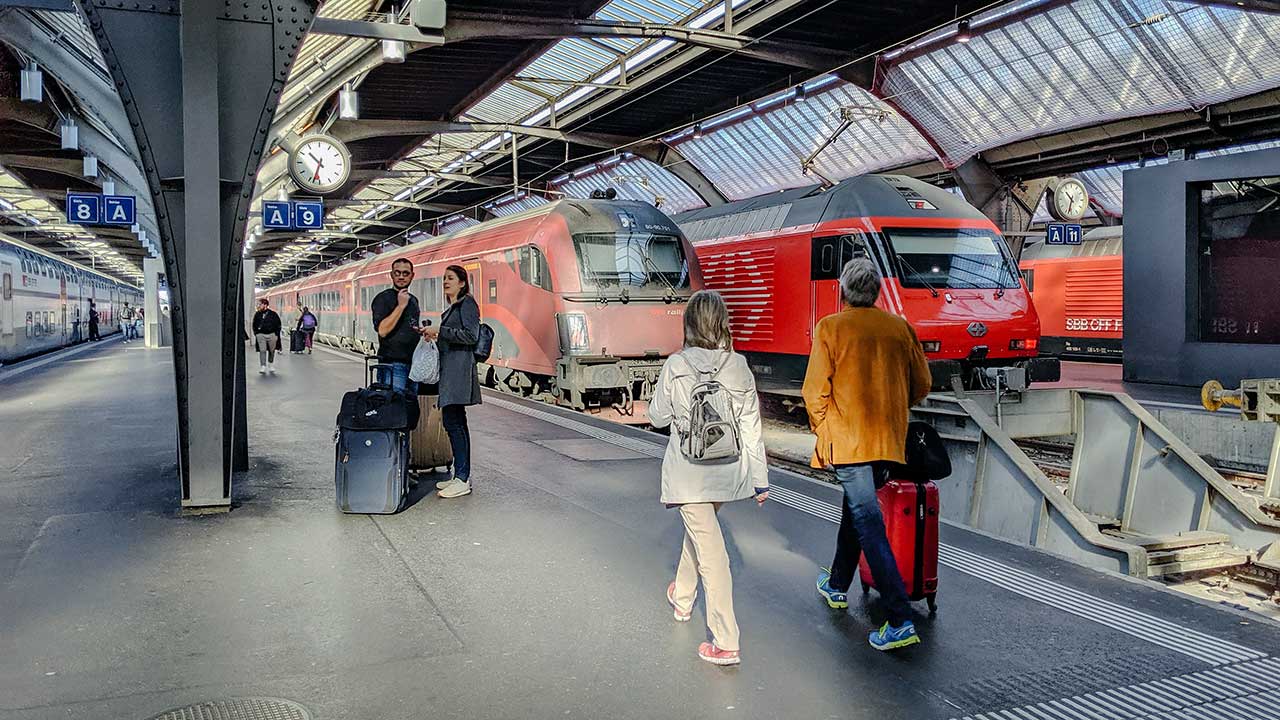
[802,257,931,652]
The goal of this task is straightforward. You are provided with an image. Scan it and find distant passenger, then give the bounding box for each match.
[252,298,283,375]
[88,300,100,341]
[297,306,317,354]
[371,258,421,395]
[803,258,931,652]
[134,307,144,342]
[648,290,769,667]
[119,303,135,343]
[420,264,482,500]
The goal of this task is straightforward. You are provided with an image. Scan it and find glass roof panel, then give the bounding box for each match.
[554,155,705,213]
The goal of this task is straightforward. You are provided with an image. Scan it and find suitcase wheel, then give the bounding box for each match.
[926,593,937,614]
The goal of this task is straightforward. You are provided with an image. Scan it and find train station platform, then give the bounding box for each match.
[1,344,1278,720]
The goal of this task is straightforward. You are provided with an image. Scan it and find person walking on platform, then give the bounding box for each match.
[297,306,317,354]
[371,258,421,395]
[648,290,769,667]
[804,258,931,652]
[119,303,135,343]
[134,307,144,343]
[88,300,100,341]
[252,298,283,375]
[421,264,481,500]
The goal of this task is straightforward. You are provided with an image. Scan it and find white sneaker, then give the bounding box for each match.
[435,477,457,490]
[259,364,266,374]
[268,366,276,375]
[437,479,471,498]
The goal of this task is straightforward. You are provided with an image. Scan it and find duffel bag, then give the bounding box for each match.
[337,383,420,431]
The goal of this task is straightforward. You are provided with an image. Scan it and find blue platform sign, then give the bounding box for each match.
[293,200,324,230]
[1045,223,1065,245]
[66,192,102,225]
[1065,223,1083,245]
[262,201,293,230]
[102,195,136,225]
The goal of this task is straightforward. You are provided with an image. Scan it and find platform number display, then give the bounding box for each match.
[103,195,136,225]
[67,193,102,224]
[293,200,324,230]
[1045,223,1082,246]
[262,201,293,230]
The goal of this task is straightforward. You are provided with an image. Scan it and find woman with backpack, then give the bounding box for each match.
[420,265,482,499]
[297,306,318,354]
[649,290,769,667]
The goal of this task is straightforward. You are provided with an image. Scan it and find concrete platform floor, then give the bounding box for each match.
[1,342,1278,720]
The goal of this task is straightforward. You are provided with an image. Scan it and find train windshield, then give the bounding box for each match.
[572,232,691,293]
[883,228,1021,290]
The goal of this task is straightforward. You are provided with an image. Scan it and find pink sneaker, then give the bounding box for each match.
[667,582,693,622]
[698,642,741,666]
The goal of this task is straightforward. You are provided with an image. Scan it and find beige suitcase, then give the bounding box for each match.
[410,395,453,472]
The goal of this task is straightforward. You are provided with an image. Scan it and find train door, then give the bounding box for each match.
[810,233,871,329]
[59,272,68,343]
[466,261,484,317]
[1,260,13,347]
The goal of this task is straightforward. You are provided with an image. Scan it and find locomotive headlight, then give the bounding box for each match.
[557,312,590,353]
[921,340,941,353]
[1009,338,1038,351]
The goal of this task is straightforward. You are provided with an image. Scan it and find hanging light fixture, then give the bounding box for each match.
[956,19,973,43]
[795,84,808,102]
[20,61,42,102]
[338,84,359,120]
[83,154,99,178]
[692,122,704,139]
[381,12,406,63]
[60,118,79,150]
[102,177,116,195]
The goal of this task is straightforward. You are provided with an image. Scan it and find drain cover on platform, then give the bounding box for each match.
[146,698,311,720]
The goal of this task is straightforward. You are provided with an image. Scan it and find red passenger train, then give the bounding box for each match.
[263,199,700,422]
[1019,227,1124,360]
[674,174,1059,392]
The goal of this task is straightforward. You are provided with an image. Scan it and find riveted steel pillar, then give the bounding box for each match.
[76,0,315,508]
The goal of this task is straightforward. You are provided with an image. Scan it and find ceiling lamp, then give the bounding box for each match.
[102,177,116,195]
[956,19,973,43]
[20,61,42,102]
[83,154,99,178]
[60,118,79,150]
[338,84,359,120]
[381,13,406,63]
[692,122,704,139]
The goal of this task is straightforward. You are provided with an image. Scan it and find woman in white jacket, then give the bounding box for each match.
[649,290,769,667]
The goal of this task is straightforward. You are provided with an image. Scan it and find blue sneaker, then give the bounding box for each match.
[869,621,920,651]
[816,568,849,609]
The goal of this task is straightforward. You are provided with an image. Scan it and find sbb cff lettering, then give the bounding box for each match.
[1065,317,1123,332]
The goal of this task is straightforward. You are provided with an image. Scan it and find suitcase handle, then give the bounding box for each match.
[364,355,399,388]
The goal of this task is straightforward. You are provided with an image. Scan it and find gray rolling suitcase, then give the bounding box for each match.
[333,358,416,514]
[335,428,409,514]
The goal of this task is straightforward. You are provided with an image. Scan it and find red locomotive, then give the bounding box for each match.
[1019,226,1124,359]
[263,198,701,422]
[674,174,1058,392]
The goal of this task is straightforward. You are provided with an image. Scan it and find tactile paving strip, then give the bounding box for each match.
[145,698,311,720]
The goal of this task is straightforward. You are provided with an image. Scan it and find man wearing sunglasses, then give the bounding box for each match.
[371,258,422,395]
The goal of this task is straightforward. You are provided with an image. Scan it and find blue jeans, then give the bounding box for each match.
[376,362,417,397]
[441,405,470,482]
[828,462,912,627]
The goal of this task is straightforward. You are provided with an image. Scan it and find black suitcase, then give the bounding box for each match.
[290,329,306,353]
[335,428,409,513]
[332,358,414,514]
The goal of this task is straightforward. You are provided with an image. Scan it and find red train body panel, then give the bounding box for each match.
[677,175,1056,391]
[1019,227,1123,360]
[263,199,700,422]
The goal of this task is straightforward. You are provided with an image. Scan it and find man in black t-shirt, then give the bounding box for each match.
[370,257,422,394]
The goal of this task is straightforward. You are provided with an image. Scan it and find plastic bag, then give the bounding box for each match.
[409,339,440,384]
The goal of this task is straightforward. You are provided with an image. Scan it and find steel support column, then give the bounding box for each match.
[77,0,315,508]
[951,157,1049,257]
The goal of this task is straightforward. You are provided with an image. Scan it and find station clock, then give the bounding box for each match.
[288,133,352,195]
[1048,177,1090,222]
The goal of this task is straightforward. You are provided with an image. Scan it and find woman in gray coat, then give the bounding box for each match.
[422,264,482,498]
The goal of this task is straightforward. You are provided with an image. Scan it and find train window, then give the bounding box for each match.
[518,245,552,291]
[2,272,10,300]
[811,237,841,280]
[488,279,498,304]
[25,312,32,337]
[1021,269,1034,292]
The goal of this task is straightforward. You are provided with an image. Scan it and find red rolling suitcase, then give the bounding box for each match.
[859,479,940,612]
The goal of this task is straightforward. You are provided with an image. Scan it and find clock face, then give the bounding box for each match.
[1052,178,1089,222]
[289,135,350,194]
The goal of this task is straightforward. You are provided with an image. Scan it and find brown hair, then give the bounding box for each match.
[683,290,732,350]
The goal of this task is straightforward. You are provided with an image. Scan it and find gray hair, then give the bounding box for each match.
[840,257,882,307]
[683,290,733,350]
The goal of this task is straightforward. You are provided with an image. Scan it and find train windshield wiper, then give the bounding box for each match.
[640,250,680,303]
[894,253,940,298]
[578,247,612,304]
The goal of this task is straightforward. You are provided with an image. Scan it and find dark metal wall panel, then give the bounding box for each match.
[1123,147,1280,387]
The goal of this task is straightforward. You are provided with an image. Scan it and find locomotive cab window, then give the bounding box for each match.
[518,245,552,291]
[883,228,1021,290]
[811,234,874,280]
